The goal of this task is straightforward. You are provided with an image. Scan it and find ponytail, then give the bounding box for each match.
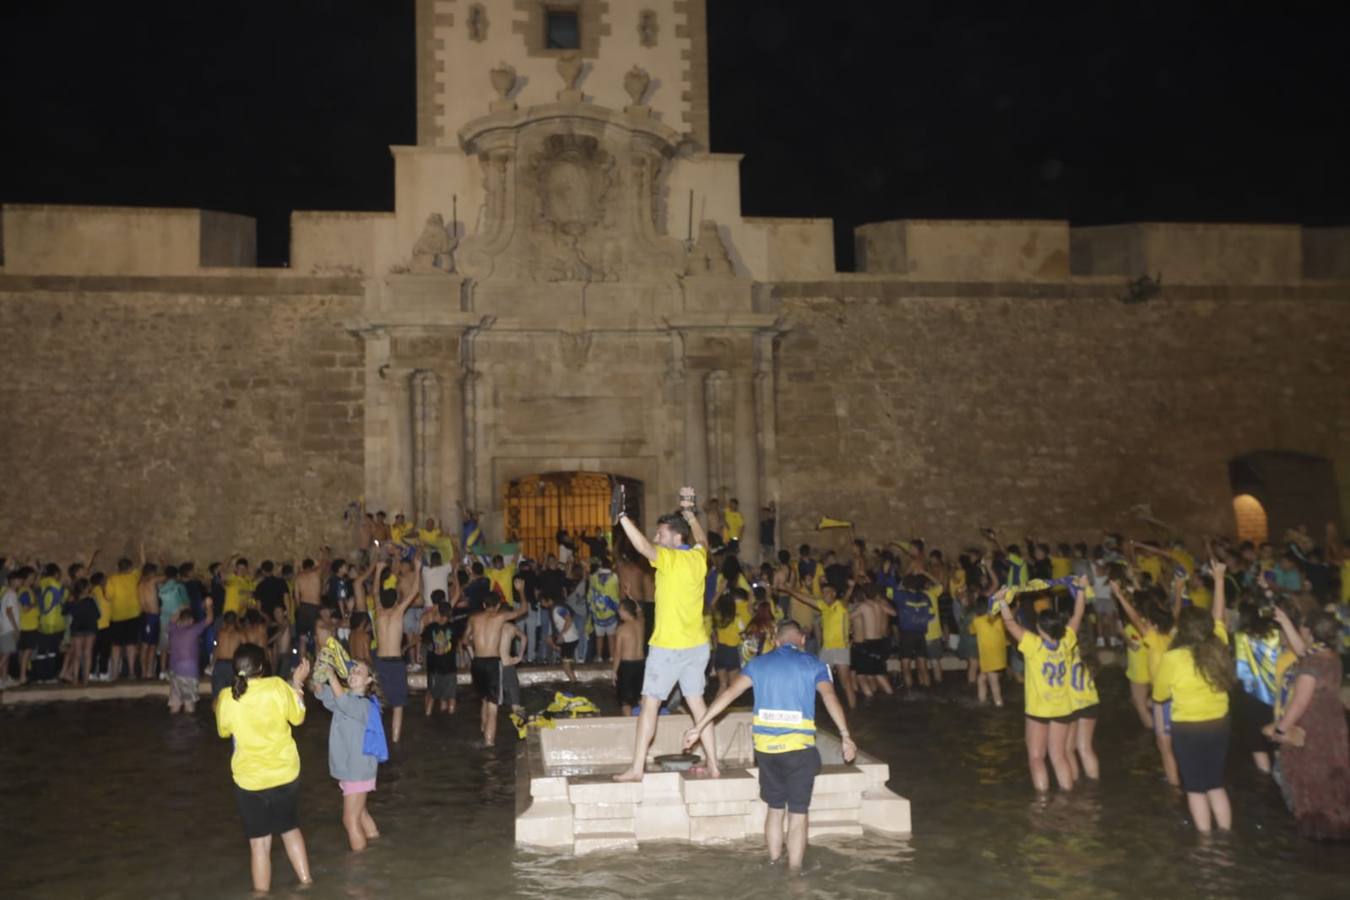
[230,642,272,701]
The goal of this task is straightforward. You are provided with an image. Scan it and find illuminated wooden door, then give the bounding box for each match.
[503,472,642,561]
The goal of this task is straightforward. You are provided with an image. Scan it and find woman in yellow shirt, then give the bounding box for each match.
[1115,582,1181,786]
[998,577,1086,793]
[711,587,750,692]
[216,644,313,893]
[970,593,1008,707]
[1152,560,1233,833]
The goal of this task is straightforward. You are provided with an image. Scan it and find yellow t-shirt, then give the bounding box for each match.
[391,522,413,545]
[1152,621,1229,722]
[1069,645,1099,711]
[714,600,750,647]
[105,571,141,622]
[487,567,516,608]
[650,545,709,650]
[723,509,745,541]
[215,677,305,791]
[924,585,942,642]
[95,584,111,630]
[1173,549,1196,575]
[18,588,39,631]
[1019,627,1077,718]
[1123,624,1150,684]
[1188,583,1213,610]
[1050,556,1072,581]
[819,600,849,650]
[1141,630,1172,683]
[972,614,1008,673]
[224,574,256,616]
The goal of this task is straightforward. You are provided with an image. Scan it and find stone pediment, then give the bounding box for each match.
[455,101,688,285]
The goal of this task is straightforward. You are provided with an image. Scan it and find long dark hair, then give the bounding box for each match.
[713,591,737,630]
[1170,608,1235,693]
[231,643,272,700]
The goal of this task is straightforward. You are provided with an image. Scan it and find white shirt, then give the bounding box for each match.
[0,588,19,636]
[421,564,454,606]
[552,606,579,643]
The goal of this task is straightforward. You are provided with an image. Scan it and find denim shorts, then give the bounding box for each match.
[642,644,710,702]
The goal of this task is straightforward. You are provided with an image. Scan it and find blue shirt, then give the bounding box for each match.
[742,644,831,753]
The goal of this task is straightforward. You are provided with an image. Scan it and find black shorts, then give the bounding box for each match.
[234,777,301,839]
[755,747,822,814]
[140,614,160,646]
[295,603,319,640]
[713,644,741,672]
[1025,713,1074,725]
[471,657,503,705]
[18,629,40,651]
[1071,704,1100,722]
[559,640,578,660]
[617,659,645,707]
[502,665,521,708]
[211,660,235,697]
[373,657,408,708]
[428,670,458,701]
[110,617,140,647]
[1233,690,1275,754]
[1172,717,1230,793]
[855,638,889,676]
[897,632,926,660]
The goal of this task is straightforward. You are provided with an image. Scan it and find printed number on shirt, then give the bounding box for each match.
[1041,660,1066,687]
[1070,661,1086,691]
[759,708,804,725]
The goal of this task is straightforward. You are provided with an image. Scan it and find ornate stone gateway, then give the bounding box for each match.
[503,471,641,561]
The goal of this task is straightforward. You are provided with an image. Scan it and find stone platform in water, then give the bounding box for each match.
[516,711,911,854]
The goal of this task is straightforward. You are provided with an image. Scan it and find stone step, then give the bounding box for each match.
[573,801,637,820]
[689,813,749,843]
[575,816,636,835]
[808,818,864,839]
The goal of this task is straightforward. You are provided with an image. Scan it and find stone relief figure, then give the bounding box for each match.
[490,62,516,101]
[467,3,488,42]
[556,51,583,101]
[685,219,735,277]
[638,10,658,47]
[411,213,457,273]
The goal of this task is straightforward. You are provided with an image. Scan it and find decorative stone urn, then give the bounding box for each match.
[489,62,517,111]
[623,66,650,108]
[556,51,583,102]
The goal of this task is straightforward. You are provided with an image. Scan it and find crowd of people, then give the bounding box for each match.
[3,503,1349,889]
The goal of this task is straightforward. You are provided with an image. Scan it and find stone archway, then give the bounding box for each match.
[1228,451,1343,540]
[503,471,642,562]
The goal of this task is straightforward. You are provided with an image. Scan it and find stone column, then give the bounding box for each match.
[684,367,708,496]
[411,369,440,522]
[438,366,465,529]
[732,368,761,564]
[754,332,779,551]
[388,369,416,519]
[705,370,731,500]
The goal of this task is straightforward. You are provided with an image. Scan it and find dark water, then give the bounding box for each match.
[2,672,1347,899]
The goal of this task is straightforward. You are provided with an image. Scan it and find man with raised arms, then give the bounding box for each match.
[463,594,527,747]
[613,488,719,782]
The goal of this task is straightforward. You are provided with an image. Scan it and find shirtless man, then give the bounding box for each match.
[849,584,896,698]
[771,549,797,621]
[373,558,419,743]
[211,612,244,697]
[464,595,527,747]
[611,599,646,716]
[292,550,328,654]
[397,557,425,669]
[137,563,166,679]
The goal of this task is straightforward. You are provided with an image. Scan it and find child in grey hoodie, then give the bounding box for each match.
[316,661,388,850]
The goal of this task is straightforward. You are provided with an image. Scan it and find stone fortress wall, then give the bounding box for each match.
[2,205,1346,561]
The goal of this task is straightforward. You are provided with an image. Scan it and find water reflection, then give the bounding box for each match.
[2,674,1348,899]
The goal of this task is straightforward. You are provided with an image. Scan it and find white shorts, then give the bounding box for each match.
[642,645,710,702]
[818,648,850,668]
[593,619,617,637]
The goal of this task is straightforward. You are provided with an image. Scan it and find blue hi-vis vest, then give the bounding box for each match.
[742,644,831,754]
[1235,631,1280,706]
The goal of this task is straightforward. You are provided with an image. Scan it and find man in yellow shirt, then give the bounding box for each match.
[391,513,414,547]
[224,558,256,616]
[105,551,145,682]
[485,552,517,608]
[613,489,717,782]
[723,499,746,553]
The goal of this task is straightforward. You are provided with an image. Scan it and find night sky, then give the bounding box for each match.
[3,1,1348,269]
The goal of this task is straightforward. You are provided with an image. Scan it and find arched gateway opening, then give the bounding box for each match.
[1228,451,1343,541]
[503,472,643,562]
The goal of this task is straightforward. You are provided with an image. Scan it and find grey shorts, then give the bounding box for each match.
[403,606,424,635]
[429,670,457,701]
[0,631,16,656]
[592,619,617,637]
[818,648,850,668]
[926,639,944,660]
[642,644,710,702]
[168,673,199,708]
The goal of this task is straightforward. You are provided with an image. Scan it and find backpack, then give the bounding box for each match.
[896,591,932,633]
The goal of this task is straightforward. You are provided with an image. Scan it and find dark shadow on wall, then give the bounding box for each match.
[1229,451,1343,541]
